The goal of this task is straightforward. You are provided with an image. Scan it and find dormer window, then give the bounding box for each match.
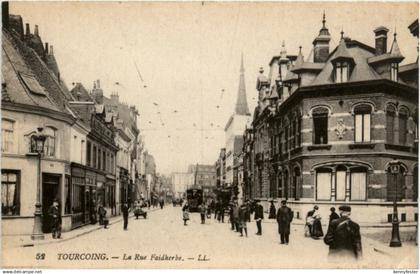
[391,62,398,82]
[335,61,349,83]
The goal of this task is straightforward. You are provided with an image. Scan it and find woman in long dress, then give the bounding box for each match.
[182,202,190,226]
[268,200,276,219]
[311,206,324,239]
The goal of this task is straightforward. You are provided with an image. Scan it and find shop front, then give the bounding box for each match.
[71,164,86,229]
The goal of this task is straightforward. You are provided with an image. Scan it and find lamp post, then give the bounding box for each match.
[389,160,402,247]
[30,127,46,240]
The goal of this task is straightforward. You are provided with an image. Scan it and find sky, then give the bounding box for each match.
[9,1,418,175]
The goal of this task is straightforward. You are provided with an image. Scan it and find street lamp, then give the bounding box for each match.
[30,127,46,240]
[389,160,402,247]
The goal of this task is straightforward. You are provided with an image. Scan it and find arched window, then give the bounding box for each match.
[387,164,406,201]
[1,119,14,153]
[350,167,367,201]
[354,104,372,143]
[386,105,396,144]
[44,127,56,157]
[312,107,329,145]
[316,168,332,200]
[398,108,409,145]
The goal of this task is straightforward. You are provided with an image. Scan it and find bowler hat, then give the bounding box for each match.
[314,205,319,210]
[338,205,351,212]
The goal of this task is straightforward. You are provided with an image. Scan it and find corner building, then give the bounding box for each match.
[250,16,418,225]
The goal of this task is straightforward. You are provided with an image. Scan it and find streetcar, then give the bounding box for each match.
[186,187,203,212]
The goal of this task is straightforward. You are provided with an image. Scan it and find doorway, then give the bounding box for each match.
[42,174,61,233]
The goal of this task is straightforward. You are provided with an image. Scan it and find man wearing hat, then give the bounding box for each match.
[324,205,362,260]
[254,199,264,235]
[48,199,62,239]
[276,200,294,244]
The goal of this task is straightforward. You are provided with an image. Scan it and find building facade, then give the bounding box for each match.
[248,15,418,225]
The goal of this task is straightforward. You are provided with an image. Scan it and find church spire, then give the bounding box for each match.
[235,53,250,116]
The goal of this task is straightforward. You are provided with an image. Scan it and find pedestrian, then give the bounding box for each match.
[276,200,293,245]
[324,205,362,260]
[182,202,190,226]
[98,203,106,225]
[254,199,264,235]
[48,199,62,239]
[122,202,130,230]
[214,200,219,220]
[329,207,340,224]
[159,196,164,209]
[199,202,207,224]
[219,202,225,223]
[238,203,249,237]
[269,200,276,219]
[245,200,251,222]
[206,200,212,219]
[232,201,240,232]
[134,200,142,219]
[310,206,324,239]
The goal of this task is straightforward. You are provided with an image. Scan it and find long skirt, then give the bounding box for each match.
[183,211,190,220]
[311,219,324,238]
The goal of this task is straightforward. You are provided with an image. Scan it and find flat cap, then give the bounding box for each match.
[339,205,351,212]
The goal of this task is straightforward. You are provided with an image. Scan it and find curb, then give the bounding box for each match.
[20,208,160,247]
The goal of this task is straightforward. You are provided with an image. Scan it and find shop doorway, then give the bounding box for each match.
[42,174,61,233]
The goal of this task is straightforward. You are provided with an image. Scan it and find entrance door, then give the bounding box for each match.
[42,174,60,233]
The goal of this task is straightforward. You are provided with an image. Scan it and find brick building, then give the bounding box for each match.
[247,15,418,225]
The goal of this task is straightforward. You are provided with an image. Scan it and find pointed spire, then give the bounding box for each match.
[331,33,353,63]
[279,40,288,62]
[296,46,304,67]
[235,54,250,116]
[34,25,39,36]
[390,30,402,56]
[322,10,326,28]
[240,52,245,74]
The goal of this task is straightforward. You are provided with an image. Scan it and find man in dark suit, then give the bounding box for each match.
[276,200,293,244]
[324,205,362,260]
[122,202,130,230]
[254,199,264,235]
[48,199,62,239]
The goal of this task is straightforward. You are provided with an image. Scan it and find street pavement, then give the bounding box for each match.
[2,206,417,269]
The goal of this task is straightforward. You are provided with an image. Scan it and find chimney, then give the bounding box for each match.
[374,26,389,55]
[44,42,49,55]
[2,2,9,30]
[96,79,100,89]
[50,45,54,55]
[25,23,30,35]
[34,24,39,36]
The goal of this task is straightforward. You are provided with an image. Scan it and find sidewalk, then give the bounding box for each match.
[2,208,160,249]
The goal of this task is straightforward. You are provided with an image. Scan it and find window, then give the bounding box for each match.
[44,127,56,157]
[386,105,396,144]
[291,120,296,149]
[98,148,102,170]
[279,132,283,156]
[354,105,371,143]
[20,72,46,96]
[284,126,289,152]
[86,141,91,167]
[391,63,398,82]
[92,145,97,168]
[336,167,347,201]
[335,62,349,83]
[1,170,19,216]
[350,169,366,200]
[2,119,14,153]
[296,118,301,147]
[64,176,71,214]
[292,167,301,200]
[316,169,331,200]
[312,107,329,144]
[398,108,408,145]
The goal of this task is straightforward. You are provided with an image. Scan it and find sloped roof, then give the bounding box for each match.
[2,30,60,111]
[309,39,382,86]
[70,82,94,101]
[331,38,353,62]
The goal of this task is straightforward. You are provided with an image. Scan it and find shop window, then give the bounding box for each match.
[312,107,329,145]
[292,167,301,200]
[2,119,14,153]
[350,168,367,201]
[354,104,371,143]
[398,108,408,145]
[386,105,396,144]
[64,176,71,214]
[316,169,331,200]
[1,170,20,216]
